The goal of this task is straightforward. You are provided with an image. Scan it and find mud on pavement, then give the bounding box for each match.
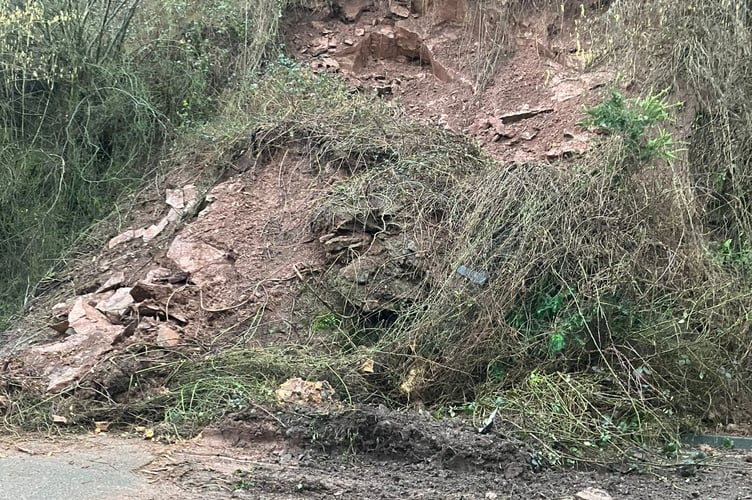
[1,406,750,499]
[144,405,752,499]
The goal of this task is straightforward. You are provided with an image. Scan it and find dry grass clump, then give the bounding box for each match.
[594,0,752,242]
[375,146,751,455]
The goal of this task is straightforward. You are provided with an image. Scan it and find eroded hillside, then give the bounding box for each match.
[2,0,752,498]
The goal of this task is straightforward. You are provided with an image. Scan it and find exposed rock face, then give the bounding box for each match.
[319,223,425,319]
[333,0,373,22]
[95,287,134,322]
[106,184,199,249]
[156,324,181,347]
[335,22,455,82]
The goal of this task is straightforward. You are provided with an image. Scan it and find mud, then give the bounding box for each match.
[141,406,752,499]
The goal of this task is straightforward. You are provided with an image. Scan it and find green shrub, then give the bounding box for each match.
[582,88,681,164]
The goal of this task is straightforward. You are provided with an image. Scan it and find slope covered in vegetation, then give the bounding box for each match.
[1,0,751,466]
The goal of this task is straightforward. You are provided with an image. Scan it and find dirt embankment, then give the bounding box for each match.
[288,0,610,162]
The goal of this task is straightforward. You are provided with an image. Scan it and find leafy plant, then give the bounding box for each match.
[311,313,342,332]
[508,286,591,357]
[708,238,752,270]
[582,88,682,163]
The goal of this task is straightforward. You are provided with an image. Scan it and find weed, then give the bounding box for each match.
[311,313,342,332]
[594,0,752,242]
[232,472,254,492]
[708,238,752,270]
[581,88,682,163]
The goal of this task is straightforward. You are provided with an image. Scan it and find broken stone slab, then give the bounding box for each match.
[108,229,137,249]
[29,297,126,393]
[575,488,613,500]
[166,187,185,210]
[339,256,379,284]
[49,319,69,335]
[166,184,199,214]
[166,310,188,325]
[182,185,199,208]
[137,318,158,332]
[136,301,166,320]
[142,217,169,243]
[319,232,372,253]
[166,236,235,286]
[129,282,175,303]
[106,223,158,249]
[519,128,539,141]
[275,378,337,406]
[144,267,172,284]
[310,36,330,56]
[499,107,554,124]
[166,185,202,223]
[95,287,134,321]
[156,324,180,347]
[389,4,411,18]
[51,301,72,320]
[166,208,181,224]
[96,271,126,293]
[107,186,198,249]
[487,116,515,138]
[133,291,189,323]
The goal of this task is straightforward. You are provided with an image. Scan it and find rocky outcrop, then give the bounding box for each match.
[336,22,455,82]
